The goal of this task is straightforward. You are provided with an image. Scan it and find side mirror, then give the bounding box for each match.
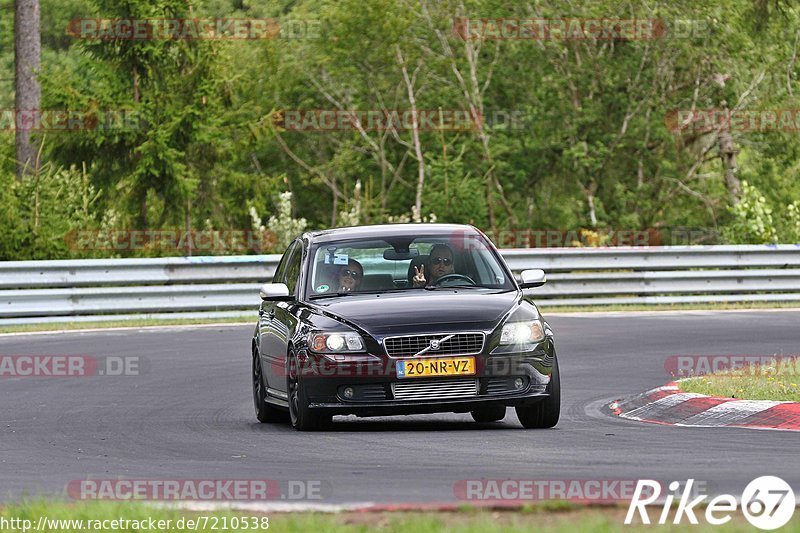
[519,269,546,289]
[259,283,292,301]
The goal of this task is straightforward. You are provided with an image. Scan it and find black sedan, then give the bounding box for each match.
[251,223,559,431]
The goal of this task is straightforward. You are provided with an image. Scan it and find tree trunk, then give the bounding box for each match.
[14,0,41,179]
[133,65,140,103]
[717,104,741,205]
[139,192,148,229]
[184,198,192,256]
[587,191,597,227]
[331,176,338,227]
[396,46,426,221]
[582,179,598,227]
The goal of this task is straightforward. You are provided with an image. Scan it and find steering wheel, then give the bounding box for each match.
[432,273,476,286]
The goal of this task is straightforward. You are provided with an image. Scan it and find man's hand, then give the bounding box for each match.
[412,265,426,287]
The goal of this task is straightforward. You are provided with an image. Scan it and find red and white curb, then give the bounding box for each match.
[610,382,800,431]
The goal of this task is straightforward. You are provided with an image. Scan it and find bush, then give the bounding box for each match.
[0,164,103,260]
[723,181,778,244]
[250,191,307,253]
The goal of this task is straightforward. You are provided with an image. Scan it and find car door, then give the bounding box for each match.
[260,240,303,396]
[259,241,297,399]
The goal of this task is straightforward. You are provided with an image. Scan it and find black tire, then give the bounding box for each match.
[515,357,561,429]
[287,351,332,431]
[470,404,507,423]
[253,350,287,423]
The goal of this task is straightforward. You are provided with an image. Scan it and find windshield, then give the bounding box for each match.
[305,233,514,298]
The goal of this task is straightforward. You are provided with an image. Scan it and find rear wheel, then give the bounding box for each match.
[515,357,561,429]
[253,350,287,423]
[287,350,332,431]
[470,405,507,423]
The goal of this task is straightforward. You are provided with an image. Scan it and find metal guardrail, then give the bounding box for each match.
[1,245,799,324]
[500,245,800,271]
[0,255,281,289]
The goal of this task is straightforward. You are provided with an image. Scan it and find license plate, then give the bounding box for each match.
[395,357,475,379]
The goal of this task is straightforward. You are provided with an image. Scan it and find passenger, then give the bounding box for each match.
[412,244,455,288]
[334,259,363,292]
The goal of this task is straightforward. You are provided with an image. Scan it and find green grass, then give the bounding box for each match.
[680,357,800,401]
[0,500,793,532]
[0,316,254,335]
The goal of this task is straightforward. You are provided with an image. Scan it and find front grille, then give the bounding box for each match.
[392,378,479,401]
[383,332,485,358]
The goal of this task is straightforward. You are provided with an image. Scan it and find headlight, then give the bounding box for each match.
[309,332,365,353]
[499,321,545,345]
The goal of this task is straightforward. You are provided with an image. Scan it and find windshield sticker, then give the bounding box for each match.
[324,253,349,265]
[315,284,330,293]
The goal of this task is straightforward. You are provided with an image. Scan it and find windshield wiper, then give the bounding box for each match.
[424,284,493,290]
[309,289,408,300]
[308,292,362,299]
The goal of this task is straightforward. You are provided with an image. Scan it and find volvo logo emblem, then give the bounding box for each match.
[412,334,455,357]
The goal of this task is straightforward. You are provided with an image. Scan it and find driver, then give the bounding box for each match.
[335,258,363,292]
[412,243,455,288]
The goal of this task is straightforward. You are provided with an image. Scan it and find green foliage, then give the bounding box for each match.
[423,143,486,225]
[731,193,800,245]
[786,202,800,242]
[0,172,24,260]
[250,191,308,252]
[2,0,800,260]
[724,181,778,244]
[0,164,103,260]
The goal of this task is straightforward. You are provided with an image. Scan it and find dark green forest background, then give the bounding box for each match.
[2,0,800,259]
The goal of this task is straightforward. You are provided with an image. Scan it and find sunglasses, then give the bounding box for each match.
[430,257,453,266]
[341,269,362,279]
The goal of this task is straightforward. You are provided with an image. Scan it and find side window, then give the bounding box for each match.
[272,242,297,283]
[284,243,303,296]
[470,248,504,285]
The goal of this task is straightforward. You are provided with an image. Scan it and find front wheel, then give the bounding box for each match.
[287,351,332,431]
[253,350,287,423]
[515,357,560,429]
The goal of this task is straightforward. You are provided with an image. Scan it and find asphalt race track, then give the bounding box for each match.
[2,310,799,505]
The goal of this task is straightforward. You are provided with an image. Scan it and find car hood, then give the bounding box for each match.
[308,290,521,335]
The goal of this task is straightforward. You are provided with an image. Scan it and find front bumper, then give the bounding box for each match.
[299,342,555,417]
[309,392,549,417]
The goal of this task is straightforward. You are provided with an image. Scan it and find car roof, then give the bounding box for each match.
[302,223,482,245]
